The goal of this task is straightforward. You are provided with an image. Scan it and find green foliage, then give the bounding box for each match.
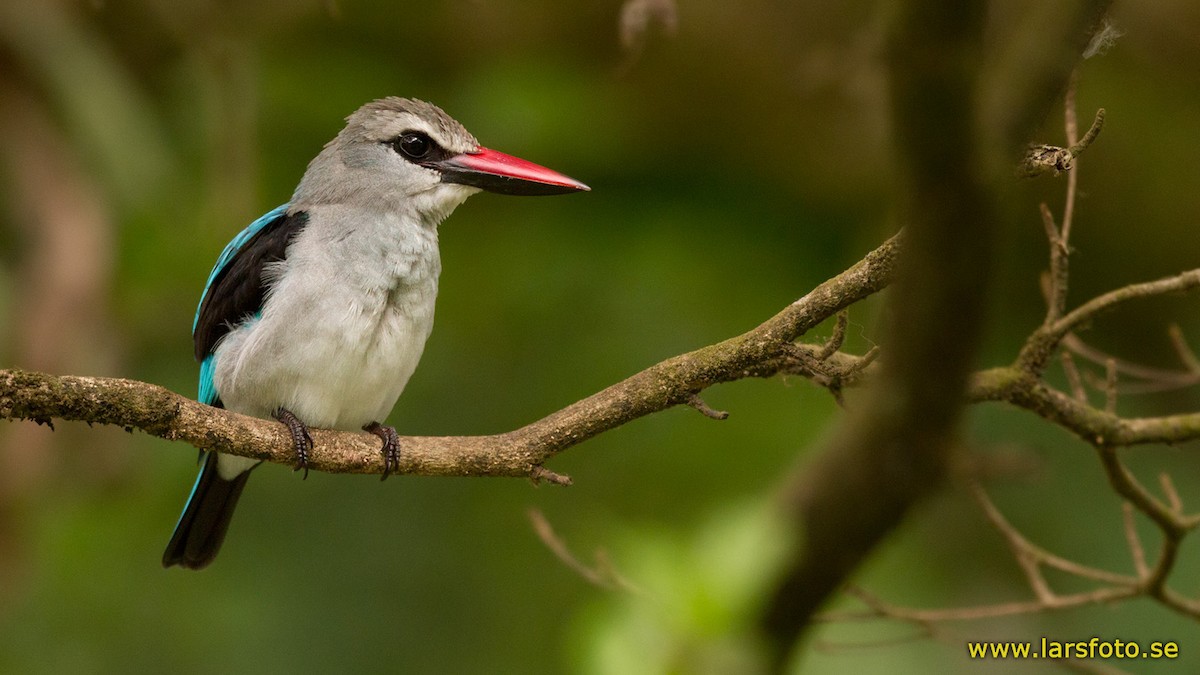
[571,499,793,675]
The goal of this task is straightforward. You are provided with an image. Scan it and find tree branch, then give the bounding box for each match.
[969,366,1200,446]
[814,52,1200,641]
[1019,268,1200,374]
[0,232,903,479]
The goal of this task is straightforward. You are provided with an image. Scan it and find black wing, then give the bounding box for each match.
[193,209,309,361]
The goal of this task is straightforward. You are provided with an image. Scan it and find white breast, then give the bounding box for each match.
[212,206,441,431]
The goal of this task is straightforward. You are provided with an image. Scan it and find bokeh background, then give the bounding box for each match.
[2,1,1200,672]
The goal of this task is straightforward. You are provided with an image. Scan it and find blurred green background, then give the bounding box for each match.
[2,1,1200,673]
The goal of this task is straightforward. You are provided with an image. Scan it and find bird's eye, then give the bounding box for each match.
[392,132,433,160]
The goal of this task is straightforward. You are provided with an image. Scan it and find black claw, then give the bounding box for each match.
[274,407,314,480]
[364,422,401,481]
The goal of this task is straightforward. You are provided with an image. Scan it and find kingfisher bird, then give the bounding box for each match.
[163,97,589,569]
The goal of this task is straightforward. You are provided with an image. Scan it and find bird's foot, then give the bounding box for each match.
[363,422,401,481]
[274,407,314,479]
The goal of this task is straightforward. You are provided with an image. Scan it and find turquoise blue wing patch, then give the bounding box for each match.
[193,203,290,333]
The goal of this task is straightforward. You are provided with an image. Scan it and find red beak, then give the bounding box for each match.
[434,147,590,196]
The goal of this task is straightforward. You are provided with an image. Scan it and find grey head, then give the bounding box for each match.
[290,97,588,225]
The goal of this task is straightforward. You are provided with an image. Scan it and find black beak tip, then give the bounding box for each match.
[441,172,590,196]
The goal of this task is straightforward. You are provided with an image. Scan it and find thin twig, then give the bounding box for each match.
[1160,473,1183,514]
[845,346,881,376]
[1064,333,1200,388]
[1061,72,1080,244]
[1122,502,1148,579]
[1104,358,1118,414]
[527,508,640,593]
[1060,350,1088,403]
[971,484,1054,601]
[1094,445,1184,540]
[1017,268,1200,374]
[687,394,729,420]
[817,585,1138,623]
[1041,203,1070,324]
[817,311,850,360]
[1067,108,1106,160]
[971,484,1133,586]
[530,466,573,486]
[1055,271,1200,339]
[1167,323,1200,373]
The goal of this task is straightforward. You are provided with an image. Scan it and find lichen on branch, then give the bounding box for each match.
[0,230,903,481]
